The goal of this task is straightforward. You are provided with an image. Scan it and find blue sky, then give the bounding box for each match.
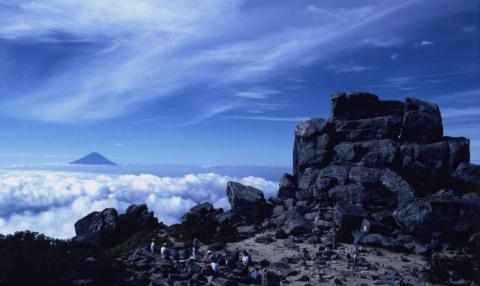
[0,0,478,166]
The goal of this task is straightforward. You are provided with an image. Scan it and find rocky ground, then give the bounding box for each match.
[1,92,479,286]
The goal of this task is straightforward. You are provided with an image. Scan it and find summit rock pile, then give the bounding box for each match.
[283,92,479,246]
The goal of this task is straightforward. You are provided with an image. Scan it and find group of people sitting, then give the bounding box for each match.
[149,238,262,283]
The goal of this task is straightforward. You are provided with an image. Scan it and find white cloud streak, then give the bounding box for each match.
[0,170,277,238]
[0,0,424,123]
[220,115,310,122]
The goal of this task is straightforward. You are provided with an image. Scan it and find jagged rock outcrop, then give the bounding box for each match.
[118,204,158,238]
[74,204,159,248]
[289,91,479,245]
[169,203,228,243]
[74,208,119,248]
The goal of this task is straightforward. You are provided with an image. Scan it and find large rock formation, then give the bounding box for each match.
[226,181,270,224]
[287,91,479,244]
[74,208,119,248]
[74,204,159,248]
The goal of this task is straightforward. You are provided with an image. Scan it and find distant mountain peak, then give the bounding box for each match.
[70,152,117,165]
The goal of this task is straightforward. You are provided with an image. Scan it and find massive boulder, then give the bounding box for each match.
[446,137,470,173]
[328,184,369,205]
[347,167,416,207]
[334,202,368,239]
[450,163,480,193]
[227,181,269,224]
[74,208,119,248]
[331,92,403,120]
[333,139,399,168]
[400,97,443,143]
[293,118,332,177]
[296,167,321,200]
[277,173,296,200]
[400,138,470,192]
[333,116,402,142]
[393,198,480,244]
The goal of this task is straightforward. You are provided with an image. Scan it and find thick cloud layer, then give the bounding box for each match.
[0,170,277,239]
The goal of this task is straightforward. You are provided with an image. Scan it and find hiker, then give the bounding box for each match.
[232,248,240,265]
[301,248,310,266]
[150,238,156,254]
[210,259,220,273]
[302,248,311,261]
[205,250,214,262]
[351,220,370,271]
[352,246,359,270]
[241,251,251,268]
[431,232,440,252]
[192,238,201,261]
[161,243,169,259]
[249,267,261,283]
[361,219,371,234]
[171,246,179,262]
[352,219,370,248]
[331,220,337,250]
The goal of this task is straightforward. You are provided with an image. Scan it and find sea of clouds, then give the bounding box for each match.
[0,170,277,239]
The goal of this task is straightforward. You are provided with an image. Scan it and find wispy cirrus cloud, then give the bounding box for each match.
[0,0,435,124]
[220,115,309,122]
[414,40,435,47]
[325,64,373,73]
[361,37,404,47]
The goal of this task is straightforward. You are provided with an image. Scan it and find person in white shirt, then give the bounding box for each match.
[241,251,251,267]
[192,238,201,261]
[210,261,220,273]
[160,243,169,259]
[150,239,156,254]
